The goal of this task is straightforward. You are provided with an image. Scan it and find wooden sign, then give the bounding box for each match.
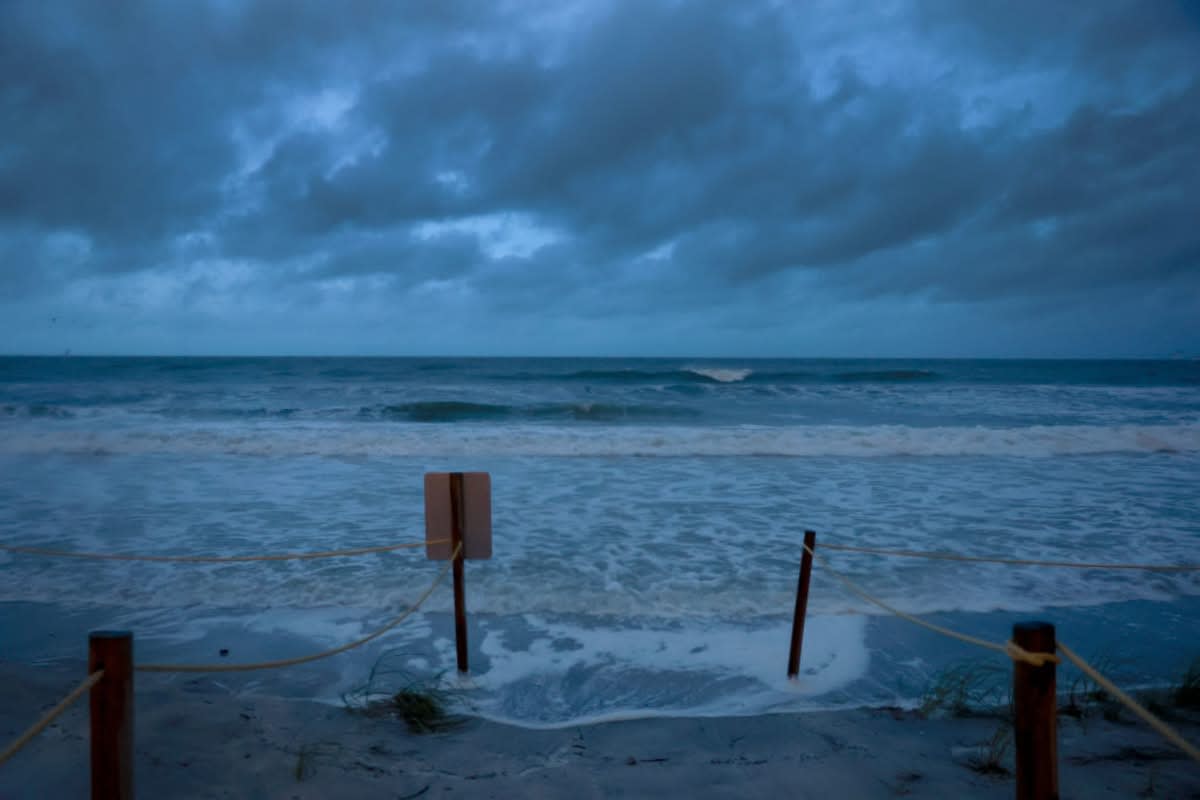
[424,472,492,560]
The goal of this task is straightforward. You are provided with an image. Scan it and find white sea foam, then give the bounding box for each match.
[477,615,866,693]
[685,367,754,383]
[4,444,1198,722]
[463,614,870,725]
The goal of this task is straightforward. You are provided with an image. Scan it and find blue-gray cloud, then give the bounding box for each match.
[1,0,1198,356]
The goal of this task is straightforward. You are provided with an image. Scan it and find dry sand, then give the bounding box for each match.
[2,660,1198,799]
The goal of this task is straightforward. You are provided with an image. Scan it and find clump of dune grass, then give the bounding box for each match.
[292,741,344,782]
[1060,652,1118,723]
[342,650,465,734]
[918,661,1007,719]
[967,723,1012,777]
[1171,657,1200,710]
[386,686,461,733]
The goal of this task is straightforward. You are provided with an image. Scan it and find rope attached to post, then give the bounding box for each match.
[808,541,1198,761]
[816,542,1200,572]
[801,542,1059,667]
[135,544,460,673]
[0,538,446,564]
[1057,642,1200,764]
[0,670,105,766]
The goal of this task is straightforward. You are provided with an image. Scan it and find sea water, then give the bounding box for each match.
[0,357,1197,725]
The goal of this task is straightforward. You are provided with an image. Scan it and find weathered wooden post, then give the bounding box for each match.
[787,530,817,679]
[88,630,133,800]
[1013,621,1058,800]
[425,471,492,676]
[449,472,469,673]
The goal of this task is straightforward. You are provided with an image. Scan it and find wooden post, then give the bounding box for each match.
[88,630,133,800]
[787,530,817,679]
[449,472,469,673]
[1013,621,1058,800]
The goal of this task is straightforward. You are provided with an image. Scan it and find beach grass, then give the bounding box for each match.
[966,722,1013,776]
[1171,656,1200,710]
[1060,651,1121,724]
[292,741,345,782]
[342,649,466,734]
[918,661,1008,719]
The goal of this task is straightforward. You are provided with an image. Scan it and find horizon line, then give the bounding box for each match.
[0,352,1194,362]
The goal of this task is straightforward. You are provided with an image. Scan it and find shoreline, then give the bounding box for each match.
[3,660,1198,799]
[4,597,1198,726]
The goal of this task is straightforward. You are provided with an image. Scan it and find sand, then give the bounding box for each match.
[2,660,1198,799]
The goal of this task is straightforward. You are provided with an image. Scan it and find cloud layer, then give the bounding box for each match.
[2,0,1198,356]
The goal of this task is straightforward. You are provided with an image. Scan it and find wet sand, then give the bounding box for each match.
[2,660,1198,799]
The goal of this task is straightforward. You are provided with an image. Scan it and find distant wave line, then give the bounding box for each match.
[518,367,944,385]
[362,400,702,423]
[1,422,1195,458]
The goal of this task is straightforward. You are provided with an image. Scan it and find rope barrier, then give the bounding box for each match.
[0,670,104,766]
[808,541,1198,761]
[801,541,1058,667]
[816,541,1200,572]
[0,539,447,564]
[1057,642,1200,764]
[135,544,460,673]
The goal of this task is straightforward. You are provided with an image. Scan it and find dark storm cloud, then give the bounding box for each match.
[1,0,1198,354]
[0,0,508,266]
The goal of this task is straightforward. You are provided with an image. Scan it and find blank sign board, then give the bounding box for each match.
[424,472,492,560]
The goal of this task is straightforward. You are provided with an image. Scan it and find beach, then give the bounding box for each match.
[3,658,1199,799]
[1,356,1198,795]
[2,357,1198,724]
[3,0,1199,788]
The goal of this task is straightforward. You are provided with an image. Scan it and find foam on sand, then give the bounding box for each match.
[465,614,869,726]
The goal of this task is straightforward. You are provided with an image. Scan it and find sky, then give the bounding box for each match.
[1,1,1199,358]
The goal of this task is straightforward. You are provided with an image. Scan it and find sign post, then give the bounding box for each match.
[425,472,492,674]
[448,473,468,673]
[787,530,817,679]
[1013,621,1058,800]
[89,630,133,800]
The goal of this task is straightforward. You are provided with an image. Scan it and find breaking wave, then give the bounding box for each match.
[559,368,737,384]
[368,401,513,422]
[522,367,942,385]
[359,401,700,423]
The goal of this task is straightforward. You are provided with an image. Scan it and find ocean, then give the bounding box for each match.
[1,356,1197,725]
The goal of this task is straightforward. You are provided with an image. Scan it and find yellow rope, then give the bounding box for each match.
[1057,642,1200,764]
[817,542,1200,572]
[0,670,105,766]
[802,542,1058,666]
[0,538,446,564]
[136,544,459,673]
[1004,641,1059,667]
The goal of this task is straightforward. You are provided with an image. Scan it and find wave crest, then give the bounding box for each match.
[357,401,699,423]
[684,367,753,383]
